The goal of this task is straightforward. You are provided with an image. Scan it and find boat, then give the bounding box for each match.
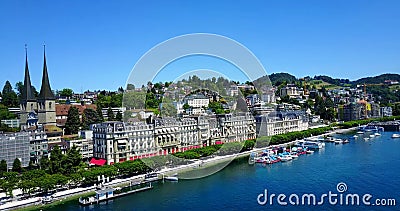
[279,154,292,162]
[334,139,343,144]
[165,173,179,181]
[364,137,370,141]
[392,134,400,138]
[343,139,350,144]
[353,135,358,139]
[369,134,375,138]
[374,133,381,136]
[357,131,364,134]
[248,152,256,165]
[306,150,314,154]
[290,152,299,158]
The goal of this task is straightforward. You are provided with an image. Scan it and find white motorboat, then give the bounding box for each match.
[306,150,314,154]
[279,154,292,162]
[334,139,343,144]
[374,133,381,136]
[353,135,358,139]
[369,134,375,138]
[357,131,364,134]
[392,134,400,138]
[364,137,370,141]
[290,152,299,159]
[164,173,179,181]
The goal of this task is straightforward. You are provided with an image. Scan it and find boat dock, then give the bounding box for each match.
[79,183,153,206]
[367,121,400,132]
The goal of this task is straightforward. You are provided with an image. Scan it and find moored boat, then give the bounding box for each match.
[392,134,400,138]
[334,139,343,144]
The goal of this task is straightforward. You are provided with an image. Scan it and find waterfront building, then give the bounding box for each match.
[91,112,256,165]
[154,117,181,155]
[19,47,56,129]
[255,111,309,136]
[0,132,30,168]
[92,121,156,165]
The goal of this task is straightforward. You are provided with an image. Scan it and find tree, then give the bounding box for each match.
[39,156,50,171]
[59,88,74,98]
[126,83,135,90]
[96,104,104,122]
[12,158,22,173]
[107,107,115,121]
[49,145,64,174]
[82,108,101,129]
[65,106,80,135]
[2,81,18,107]
[15,81,38,100]
[62,145,83,175]
[0,159,7,175]
[116,110,123,121]
[183,103,190,110]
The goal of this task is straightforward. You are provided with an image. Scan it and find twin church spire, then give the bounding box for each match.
[21,45,55,102]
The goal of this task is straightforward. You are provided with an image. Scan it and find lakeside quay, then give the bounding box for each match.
[1,126,361,211]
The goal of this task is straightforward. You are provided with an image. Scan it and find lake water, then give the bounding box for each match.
[47,131,400,211]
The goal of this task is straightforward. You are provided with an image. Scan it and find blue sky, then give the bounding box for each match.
[0,0,399,92]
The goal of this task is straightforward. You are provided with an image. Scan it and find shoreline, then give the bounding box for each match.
[2,126,358,211]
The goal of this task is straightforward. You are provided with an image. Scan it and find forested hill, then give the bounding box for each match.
[254,73,297,86]
[254,73,400,87]
[352,74,400,85]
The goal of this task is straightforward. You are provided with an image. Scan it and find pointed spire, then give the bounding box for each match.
[38,44,55,100]
[21,44,36,102]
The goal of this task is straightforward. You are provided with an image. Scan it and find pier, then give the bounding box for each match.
[368,121,400,131]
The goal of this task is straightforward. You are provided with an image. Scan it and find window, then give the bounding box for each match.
[49,102,52,109]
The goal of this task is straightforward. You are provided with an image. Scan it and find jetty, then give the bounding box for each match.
[79,183,153,206]
[367,121,400,132]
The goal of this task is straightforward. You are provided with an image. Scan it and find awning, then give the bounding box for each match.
[90,158,106,166]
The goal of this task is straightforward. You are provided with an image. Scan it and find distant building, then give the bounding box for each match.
[65,130,94,161]
[56,104,97,126]
[1,119,20,128]
[0,132,30,169]
[183,93,209,115]
[101,107,125,120]
[380,107,393,117]
[280,84,303,98]
[338,102,362,121]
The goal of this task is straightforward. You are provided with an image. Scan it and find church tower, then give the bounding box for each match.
[37,46,56,125]
[20,46,38,128]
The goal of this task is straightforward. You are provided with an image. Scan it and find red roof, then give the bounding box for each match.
[90,158,106,166]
